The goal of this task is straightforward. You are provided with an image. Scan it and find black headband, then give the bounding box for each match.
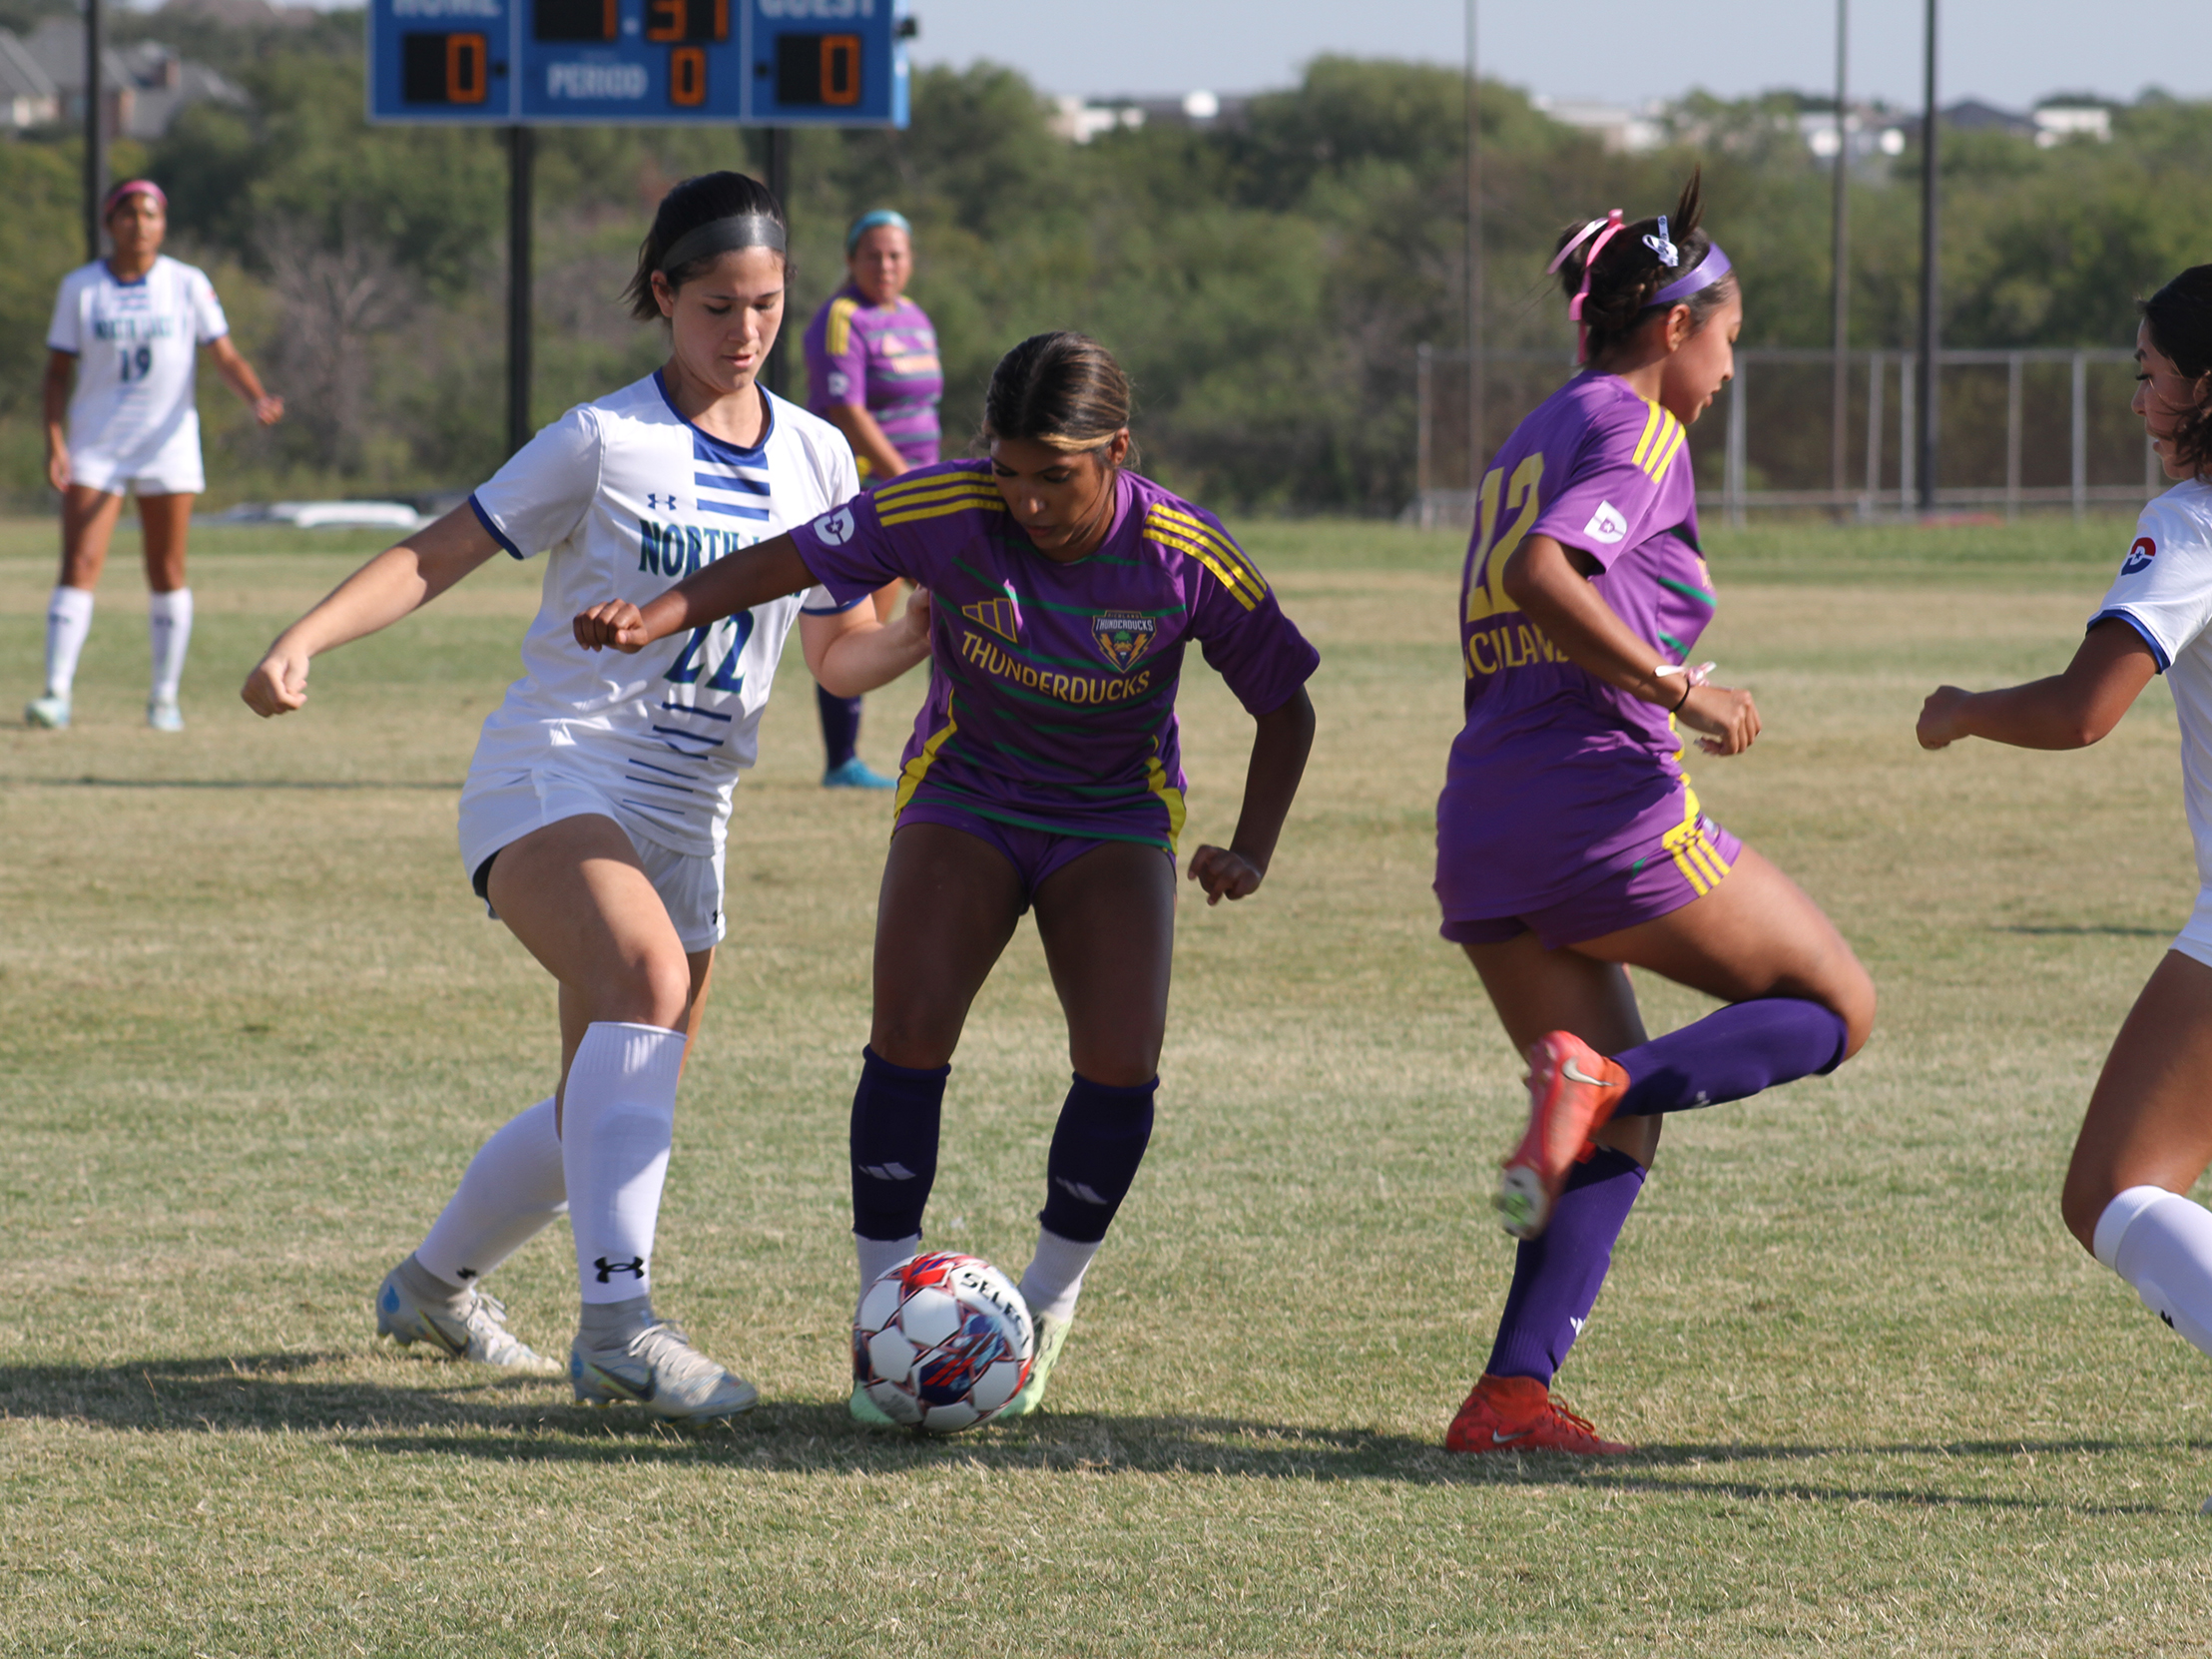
[659,213,787,274]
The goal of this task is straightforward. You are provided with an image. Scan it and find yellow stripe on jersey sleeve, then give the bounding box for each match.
[878,493,1006,528]
[1145,522,1262,611]
[1629,402,1666,469]
[875,480,1001,513]
[873,470,997,508]
[826,296,860,359]
[1145,507,1269,607]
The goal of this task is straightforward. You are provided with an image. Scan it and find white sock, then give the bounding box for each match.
[44,585,94,698]
[148,587,193,704]
[856,1232,922,1294]
[1017,1226,1103,1324]
[2094,1185,2212,1359]
[563,1022,684,1306]
[414,1097,568,1288]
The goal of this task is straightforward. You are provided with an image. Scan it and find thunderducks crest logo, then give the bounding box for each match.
[1091,614,1156,673]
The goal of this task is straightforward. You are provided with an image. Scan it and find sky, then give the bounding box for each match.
[905,0,2201,111]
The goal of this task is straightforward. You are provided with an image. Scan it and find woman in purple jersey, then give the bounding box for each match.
[1435,176,1874,1456]
[576,332,1319,1423]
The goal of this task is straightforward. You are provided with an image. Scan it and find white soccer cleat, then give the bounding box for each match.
[25,694,70,730]
[570,1322,758,1420]
[374,1265,562,1374]
[147,698,184,733]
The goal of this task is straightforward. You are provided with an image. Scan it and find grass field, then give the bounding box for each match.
[6,509,2212,1655]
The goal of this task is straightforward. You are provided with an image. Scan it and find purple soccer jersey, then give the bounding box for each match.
[788,461,1320,847]
[803,283,943,473]
[1437,372,1718,917]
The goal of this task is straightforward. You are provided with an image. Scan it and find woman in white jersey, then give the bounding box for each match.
[241,173,931,1420]
[1919,264,2212,1378]
[33,179,282,732]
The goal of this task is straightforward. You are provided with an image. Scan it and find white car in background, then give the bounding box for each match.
[207,500,424,531]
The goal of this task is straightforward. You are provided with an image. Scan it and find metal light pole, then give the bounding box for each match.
[1829,0,1850,509]
[765,126,791,400]
[507,125,534,456]
[1464,0,1483,497]
[1916,0,1939,514]
[83,0,106,263]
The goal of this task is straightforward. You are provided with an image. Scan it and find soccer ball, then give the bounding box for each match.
[853,1252,1035,1433]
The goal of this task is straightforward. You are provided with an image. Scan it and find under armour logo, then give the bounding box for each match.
[1568,1316,1587,1336]
[594,1255,646,1283]
[455,1267,478,1281]
[860,1162,916,1181]
[1053,1177,1108,1205]
[646,491,676,510]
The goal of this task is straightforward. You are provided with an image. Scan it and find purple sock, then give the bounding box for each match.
[1485,1146,1645,1382]
[818,685,862,769]
[850,1046,946,1242]
[1612,997,1849,1118]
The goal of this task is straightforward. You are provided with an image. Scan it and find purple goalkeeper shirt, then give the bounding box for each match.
[789,462,1320,848]
[802,283,943,474]
[1437,372,1718,913]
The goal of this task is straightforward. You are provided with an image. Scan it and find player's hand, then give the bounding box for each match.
[241,643,310,717]
[252,394,284,426]
[45,444,68,494]
[900,586,932,641]
[1186,844,1264,906]
[1917,685,1974,750]
[574,600,653,653]
[1677,683,1759,756]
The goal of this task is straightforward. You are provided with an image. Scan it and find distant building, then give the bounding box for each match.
[1532,97,1666,154]
[15,16,246,140]
[0,27,59,130]
[2032,103,2111,147]
[1047,90,1246,144]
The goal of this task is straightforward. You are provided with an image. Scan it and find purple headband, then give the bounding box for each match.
[1650,244,1733,307]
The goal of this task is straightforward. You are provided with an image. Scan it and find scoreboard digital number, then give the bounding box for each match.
[368,0,907,125]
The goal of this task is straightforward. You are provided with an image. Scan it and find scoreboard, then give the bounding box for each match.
[367,0,909,126]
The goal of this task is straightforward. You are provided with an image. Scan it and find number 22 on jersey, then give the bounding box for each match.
[1464,453,1544,623]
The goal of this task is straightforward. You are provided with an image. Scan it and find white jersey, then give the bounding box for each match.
[2092,477,2212,885]
[46,255,229,462]
[467,371,860,856]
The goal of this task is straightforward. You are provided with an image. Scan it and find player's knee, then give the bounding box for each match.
[868,1007,962,1072]
[2058,1165,2113,1256]
[1067,1038,1161,1090]
[1821,956,1877,1061]
[592,948,692,1031]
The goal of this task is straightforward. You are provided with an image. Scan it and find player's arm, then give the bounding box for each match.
[1503,532,1760,757]
[1186,685,1317,906]
[206,335,283,426]
[573,532,821,653]
[1917,618,2159,751]
[824,402,908,481]
[241,505,504,717]
[42,348,74,493]
[802,587,932,697]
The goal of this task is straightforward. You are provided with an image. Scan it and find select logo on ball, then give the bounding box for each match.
[852,1252,1035,1433]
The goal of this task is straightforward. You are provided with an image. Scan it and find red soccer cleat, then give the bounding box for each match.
[1443,1373,1632,1455]
[1495,1030,1627,1240]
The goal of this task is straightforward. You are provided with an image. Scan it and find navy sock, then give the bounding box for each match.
[818,685,862,769]
[1612,997,1850,1118]
[1485,1146,1645,1382]
[850,1046,946,1241]
[1037,1073,1157,1245]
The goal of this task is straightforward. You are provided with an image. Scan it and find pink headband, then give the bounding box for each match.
[103,179,167,217]
[1548,210,1627,363]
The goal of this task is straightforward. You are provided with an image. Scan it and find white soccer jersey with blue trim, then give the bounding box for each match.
[2092,476,2212,884]
[466,371,860,855]
[46,255,229,464]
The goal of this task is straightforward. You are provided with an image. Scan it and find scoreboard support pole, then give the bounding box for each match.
[764,125,790,400]
[83,0,106,263]
[507,125,535,456]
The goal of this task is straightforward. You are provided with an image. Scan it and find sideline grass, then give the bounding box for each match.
[5,511,2212,1655]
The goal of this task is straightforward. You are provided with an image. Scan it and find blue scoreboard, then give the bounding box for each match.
[367,0,909,127]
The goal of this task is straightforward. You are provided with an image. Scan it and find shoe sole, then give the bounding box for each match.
[573,1365,759,1419]
[1494,1165,1546,1240]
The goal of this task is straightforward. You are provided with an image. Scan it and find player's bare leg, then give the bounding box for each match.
[2049,952,2212,1365]
[139,492,195,728]
[28,486,124,727]
[482,814,755,1418]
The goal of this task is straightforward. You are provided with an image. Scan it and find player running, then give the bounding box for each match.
[573,330,1320,1422]
[1918,264,2212,1379]
[1435,177,1874,1455]
[802,208,944,790]
[241,173,930,1420]
[34,179,282,732]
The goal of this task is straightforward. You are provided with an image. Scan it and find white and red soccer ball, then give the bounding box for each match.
[853,1252,1035,1433]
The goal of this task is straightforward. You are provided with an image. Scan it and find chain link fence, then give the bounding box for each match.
[1410,346,2159,528]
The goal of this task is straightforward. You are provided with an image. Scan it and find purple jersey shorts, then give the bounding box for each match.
[895,797,1162,910]
[1439,798,1741,950]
